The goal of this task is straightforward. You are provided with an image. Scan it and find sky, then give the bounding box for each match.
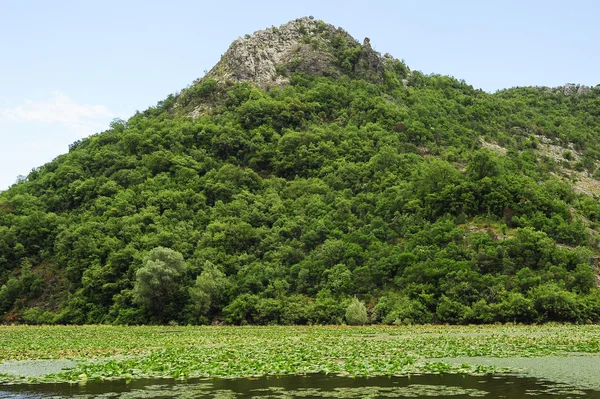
[0,0,599,190]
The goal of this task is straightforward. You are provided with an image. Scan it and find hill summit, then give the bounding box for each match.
[204,17,393,87]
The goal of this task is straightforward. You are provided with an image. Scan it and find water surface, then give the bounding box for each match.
[1,373,598,398]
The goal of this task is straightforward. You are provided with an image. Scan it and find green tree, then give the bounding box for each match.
[188,261,230,321]
[132,247,187,322]
[345,297,368,325]
[466,149,501,181]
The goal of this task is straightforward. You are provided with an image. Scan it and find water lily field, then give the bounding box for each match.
[0,325,599,390]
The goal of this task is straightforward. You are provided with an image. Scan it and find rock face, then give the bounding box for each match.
[546,83,592,96]
[203,17,390,87]
[354,38,386,84]
[560,83,591,96]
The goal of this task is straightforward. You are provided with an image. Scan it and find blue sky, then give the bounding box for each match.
[1,0,599,190]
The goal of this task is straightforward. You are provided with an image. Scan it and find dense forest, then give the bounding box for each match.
[1,19,600,325]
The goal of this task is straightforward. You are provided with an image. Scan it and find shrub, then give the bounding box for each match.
[531,283,580,322]
[255,297,282,325]
[436,295,469,324]
[21,308,58,325]
[312,289,346,325]
[578,291,600,322]
[373,295,432,325]
[223,294,260,325]
[111,307,146,325]
[498,292,537,323]
[345,297,368,325]
[0,278,20,313]
[465,299,496,324]
[280,295,314,325]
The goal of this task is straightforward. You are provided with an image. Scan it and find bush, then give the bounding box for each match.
[531,283,580,322]
[223,294,259,325]
[373,295,432,325]
[436,295,469,324]
[21,308,58,325]
[280,295,314,325]
[312,289,346,325]
[112,307,146,325]
[577,291,600,323]
[465,299,497,324]
[0,278,20,313]
[255,297,282,325]
[498,292,537,323]
[345,297,368,325]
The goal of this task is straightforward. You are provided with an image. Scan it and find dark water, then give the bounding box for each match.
[0,373,598,398]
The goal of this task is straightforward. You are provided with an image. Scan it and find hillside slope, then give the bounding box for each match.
[1,17,600,325]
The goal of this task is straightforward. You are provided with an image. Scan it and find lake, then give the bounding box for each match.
[1,373,598,398]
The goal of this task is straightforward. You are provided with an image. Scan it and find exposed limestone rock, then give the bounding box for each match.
[202,17,392,88]
[479,138,508,155]
[543,83,592,96]
[354,38,386,84]
[479,135,600,197]
[572,173,600,197]
[561,83,591,96]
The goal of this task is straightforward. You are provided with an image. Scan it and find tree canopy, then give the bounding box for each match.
[1,60,600,325]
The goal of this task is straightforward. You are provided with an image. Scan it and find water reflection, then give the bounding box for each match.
[1,373,598,398]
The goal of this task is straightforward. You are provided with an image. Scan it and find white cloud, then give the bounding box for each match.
[0,92,114,136]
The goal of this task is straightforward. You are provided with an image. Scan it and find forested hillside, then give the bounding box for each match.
[1,18,600,325]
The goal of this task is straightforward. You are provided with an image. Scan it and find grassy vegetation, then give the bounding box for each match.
[0,325,599,383]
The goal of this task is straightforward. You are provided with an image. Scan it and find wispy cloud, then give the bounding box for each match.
[0,92,114,136]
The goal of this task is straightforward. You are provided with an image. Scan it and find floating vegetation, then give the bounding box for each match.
[0,324,599,389]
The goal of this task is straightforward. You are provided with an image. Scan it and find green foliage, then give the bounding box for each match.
[312,289,346,325]
[132,247,188,323]
[532,283,580,322]
[2,325,600,383]
[1,50,600,325]
[345,297,368,325]
[188,261,230,321]
[498,292,537,323]
[0,278,20,313]
[436,296,469,324]
[466,149,501,180]
[373,295,433,325]
[0,260,43,314]
[21,307,58,325]
[222,294,259,325]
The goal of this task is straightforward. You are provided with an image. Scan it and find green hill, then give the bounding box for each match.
[1,17,600,325]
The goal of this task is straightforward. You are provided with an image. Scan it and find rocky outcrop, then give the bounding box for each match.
[560,84,591,96]
[354,38,386,84]
[543,83,593,96]
[202,17,390,87]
